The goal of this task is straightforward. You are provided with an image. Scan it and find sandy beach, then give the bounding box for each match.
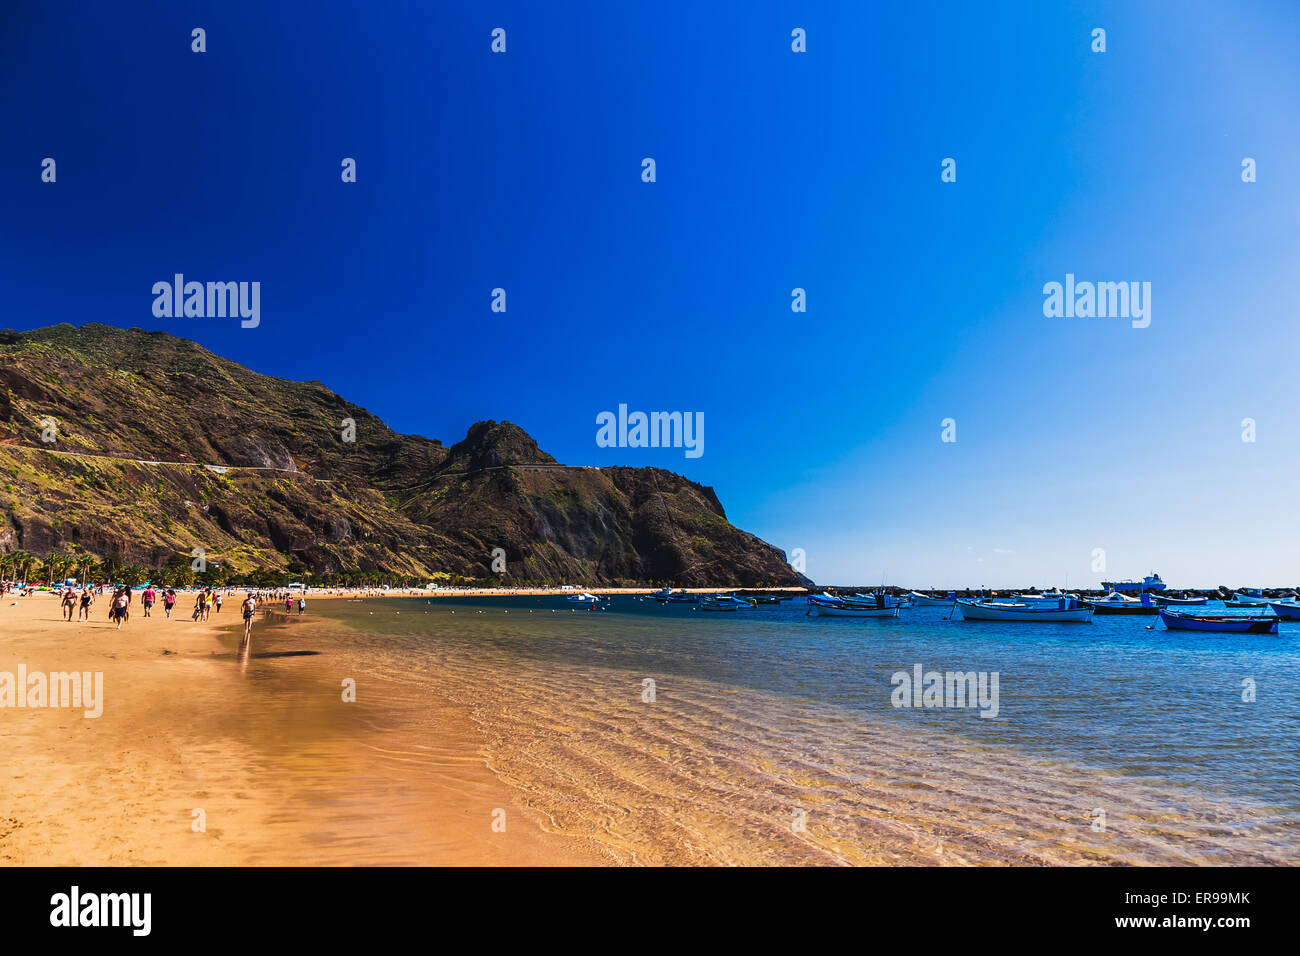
[5,588,1296,867]
[0,592,611,865]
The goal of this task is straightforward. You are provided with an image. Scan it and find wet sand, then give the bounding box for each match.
[0,593,611,865]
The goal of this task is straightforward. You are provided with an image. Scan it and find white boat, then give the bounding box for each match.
[1087,591,1141,604]
[1011,591,1078,604]
[907,590,955,606]
[566,592,601,603]
[807,594,900,618]
[955,597,1093,622]
[698,593,754,612]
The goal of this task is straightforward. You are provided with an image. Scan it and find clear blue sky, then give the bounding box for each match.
[4,1,1298,586]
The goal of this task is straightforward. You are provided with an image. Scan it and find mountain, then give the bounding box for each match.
[0,324,803,586]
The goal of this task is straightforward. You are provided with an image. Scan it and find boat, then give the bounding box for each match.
[1159,609,1278,634]
[1267,601,1300,620]
[698,593,754,612]
[1228,589,1267,606]
[657,589,699,604]
[955,597,1093,622]
[566,592,601,603]
[750,594,784,605]
[1081,592,1158,615]
[1009,591,1079,605]
[806,594,900,618]
[844,591,908,609]
[649,587,674,601]
[1100,572,1167,593]
[907,590,956,606]
[1151,593,1208,606]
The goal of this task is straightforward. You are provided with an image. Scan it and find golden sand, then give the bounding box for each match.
[0,593,611,865]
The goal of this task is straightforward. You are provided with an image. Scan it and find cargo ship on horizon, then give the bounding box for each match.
[1101,571,1167,593]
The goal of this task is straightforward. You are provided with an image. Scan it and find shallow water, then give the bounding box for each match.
[311,595,1300,865]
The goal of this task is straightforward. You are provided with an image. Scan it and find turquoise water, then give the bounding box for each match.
[315,594,1300,864]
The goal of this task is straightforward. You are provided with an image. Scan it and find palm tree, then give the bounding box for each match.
[74,550,97,587]
[10,551,35,586]
[96,553,124,585]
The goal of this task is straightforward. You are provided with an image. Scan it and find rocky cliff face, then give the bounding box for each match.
[0,324,801,586]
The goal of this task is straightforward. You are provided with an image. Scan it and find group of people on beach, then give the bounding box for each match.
[46,583,279,638]
[58,583,139,628]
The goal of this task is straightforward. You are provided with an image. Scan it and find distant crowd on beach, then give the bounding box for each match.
[3,582,314,641]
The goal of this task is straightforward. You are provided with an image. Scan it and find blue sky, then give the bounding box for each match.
[3,1,1298,586]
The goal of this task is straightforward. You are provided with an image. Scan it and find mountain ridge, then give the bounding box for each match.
[0,323,803,586]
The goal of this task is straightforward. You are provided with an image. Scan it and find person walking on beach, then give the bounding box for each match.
[298,595,306,615]
[142,585,156,618]
[241,592,256,639]
[163,588,176,618]
[61,586,77,621]
[192,592,205,621]
[285,594,293,613]
[110,588,130,630]
[78,586,94,621]
[215,592,224,614]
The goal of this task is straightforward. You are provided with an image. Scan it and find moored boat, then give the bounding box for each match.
[1011,591,1077,604]
[1152,593,1208,606]
[1224,599,1268,608]
[907,590,956,606]
[806,594,900,618]
[955,597,1093,622]
[1160,609,1278,634]
[567,591,601,603]
[698,593,754,611]
[1081,591,1158,615]
[1267,601,1300,620]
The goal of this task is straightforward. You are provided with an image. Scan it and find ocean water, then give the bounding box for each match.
[310,595,1300,865]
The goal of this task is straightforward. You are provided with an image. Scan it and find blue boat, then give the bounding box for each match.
[1159,609,1278,634]
[1267,601,1300,620]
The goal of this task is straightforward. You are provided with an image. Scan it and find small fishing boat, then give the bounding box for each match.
[1224,598,1268,608]
[806,594,900,618]
[1160,609,1278,634]
[1234,588,1265,602]
[750,594,784,605]
[649,587,674,601]
[1267,601,1300,620]
[663,590,699,604]
[566,592,601,603]
[907,590,956,606]
[956,597,1093,622]
[844,591,908,609]
[698,593,754,611]
[1081,592,1158,615]
[1010,591,1078,604]
[1152,593,1208,606]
